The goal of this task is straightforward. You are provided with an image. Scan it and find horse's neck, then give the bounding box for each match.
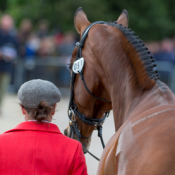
[99,47,175,131]
[93,27,175,131]
[110,80,175,131]
[109,78,140,131]
[98,43,139,130]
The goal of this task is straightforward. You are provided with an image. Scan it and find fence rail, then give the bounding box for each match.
[12,56,71,93]
[156,61,175,92]
[11,57,175,93]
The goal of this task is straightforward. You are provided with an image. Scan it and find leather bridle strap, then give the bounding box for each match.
[69,103,109,161]
[68,21,111,110]
[68,21,111,161]
[76,21,111,103]
[79,72,111,102]
[69,120,100,161]
[71,102,109,126]
[78,21,107,50]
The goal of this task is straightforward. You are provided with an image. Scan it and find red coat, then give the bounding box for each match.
[0,121,88,175]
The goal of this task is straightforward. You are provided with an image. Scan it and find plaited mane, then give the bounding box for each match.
[107,22,160,83]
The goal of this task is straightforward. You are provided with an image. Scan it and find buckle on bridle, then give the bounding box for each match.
[69,120,73,126]
[76,42,83,48]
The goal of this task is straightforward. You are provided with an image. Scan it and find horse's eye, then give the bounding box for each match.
[68,63,72,70]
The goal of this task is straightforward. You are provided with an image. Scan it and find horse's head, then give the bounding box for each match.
[64,7,129,152]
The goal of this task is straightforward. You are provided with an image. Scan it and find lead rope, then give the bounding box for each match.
[97,125,105,149]
[69,117,106,161]
[68,21,110,161]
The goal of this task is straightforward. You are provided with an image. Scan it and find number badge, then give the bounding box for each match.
[72,57,84,74]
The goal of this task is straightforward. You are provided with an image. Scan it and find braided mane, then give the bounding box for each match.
[107,22,159,84]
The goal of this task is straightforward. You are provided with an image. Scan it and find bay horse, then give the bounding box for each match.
[64,7,175,175]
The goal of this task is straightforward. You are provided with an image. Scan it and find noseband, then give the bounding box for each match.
[68,21,111,161]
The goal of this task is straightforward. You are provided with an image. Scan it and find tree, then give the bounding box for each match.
[0,1,8,12]
[6,0,175,41]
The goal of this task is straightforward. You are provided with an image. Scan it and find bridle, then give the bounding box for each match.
[68,21,111,161]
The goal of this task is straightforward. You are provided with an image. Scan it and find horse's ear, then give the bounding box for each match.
[117,10,129,28]
[74,7,91,34]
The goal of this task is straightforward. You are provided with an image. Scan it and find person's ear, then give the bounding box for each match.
[21,106,26,115]
[51,104,57,115]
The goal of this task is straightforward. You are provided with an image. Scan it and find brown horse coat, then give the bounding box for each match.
[65,7,175,175]
[98,105,175,175]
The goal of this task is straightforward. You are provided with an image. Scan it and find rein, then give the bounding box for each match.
[68,21,111,161]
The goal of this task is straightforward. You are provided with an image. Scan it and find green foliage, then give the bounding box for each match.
[2,0,175,41]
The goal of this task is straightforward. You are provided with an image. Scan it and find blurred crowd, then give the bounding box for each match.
[18,19,76,58]
[146,39,175,86]
[0,14,175,113]
[0,14,77,113]
[146,39,175,63]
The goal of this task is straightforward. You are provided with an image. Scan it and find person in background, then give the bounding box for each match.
[153,39,175,85]
[56,32,76,86]
[25,33,40,58]
[36,36,56,57]
[18,19,33,57]
[37,19,49,39]
[57,31,76,56]
[154,38,175,62]
[0,79,88,175]
[0,14,18,114]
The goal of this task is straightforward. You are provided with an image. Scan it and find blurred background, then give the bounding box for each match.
[0,0,175,174]
[0,0,175,95]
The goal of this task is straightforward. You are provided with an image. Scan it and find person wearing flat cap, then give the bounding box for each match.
[0,79,88,175]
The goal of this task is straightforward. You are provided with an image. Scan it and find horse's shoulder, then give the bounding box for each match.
[97,106,175,175]
[97,126,123,175]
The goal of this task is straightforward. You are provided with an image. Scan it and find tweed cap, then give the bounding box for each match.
[18,79,61,107]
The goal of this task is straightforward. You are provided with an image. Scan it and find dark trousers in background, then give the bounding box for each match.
[0,72,11,110]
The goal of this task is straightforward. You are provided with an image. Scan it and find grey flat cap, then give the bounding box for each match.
[18,79,61,107]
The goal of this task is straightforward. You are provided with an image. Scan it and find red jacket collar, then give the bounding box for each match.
[5,121,62,134]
